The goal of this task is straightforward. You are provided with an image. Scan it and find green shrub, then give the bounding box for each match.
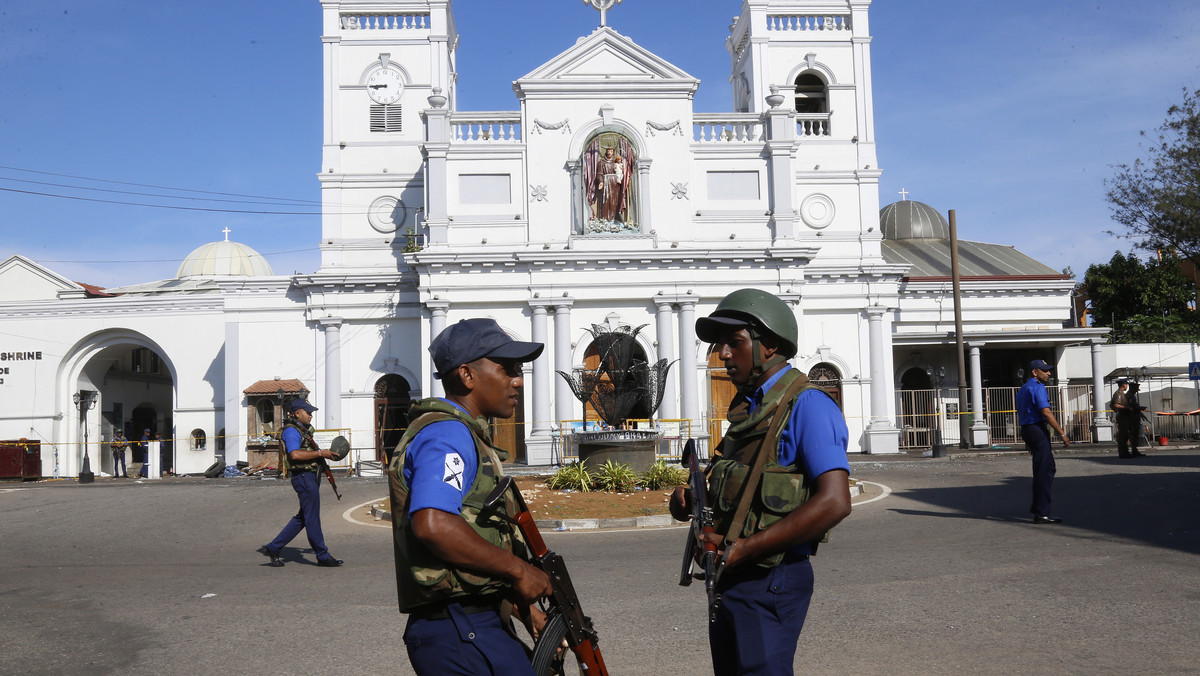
[640,459,689,490]
[593,459,639,493]
[547,461,591,492]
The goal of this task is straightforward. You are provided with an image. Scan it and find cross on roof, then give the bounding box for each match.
[584,0,623,27]
[898,188,909,201]
[222,227,231,241]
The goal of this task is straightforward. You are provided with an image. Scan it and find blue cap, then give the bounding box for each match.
[1029,359,1052,371]
[291,398,318,413]
[430,318,543,379]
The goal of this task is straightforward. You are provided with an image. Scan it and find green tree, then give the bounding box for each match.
[1081,251,1200,343]
[1106,88,1200,265]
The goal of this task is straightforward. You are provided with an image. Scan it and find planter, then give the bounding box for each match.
[575,430,661,473]
[1157,436,1169,446]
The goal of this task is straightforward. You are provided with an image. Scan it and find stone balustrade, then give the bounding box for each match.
[797,113,832,137]
[693,114,765,143]
[767,15,851,32]
[451,113,522,143]
[340,13,430,30]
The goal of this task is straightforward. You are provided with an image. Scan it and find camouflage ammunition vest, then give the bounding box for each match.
[387,398,523,613]
[282,422,321,474]
[708,368,836,568]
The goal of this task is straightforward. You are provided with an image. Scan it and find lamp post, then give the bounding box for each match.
[926,366,947,458]
[73,390,98,484]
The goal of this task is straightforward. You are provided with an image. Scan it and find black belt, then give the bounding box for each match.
[409,599,502,621]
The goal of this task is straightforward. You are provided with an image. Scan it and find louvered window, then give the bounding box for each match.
[370,104,402,132]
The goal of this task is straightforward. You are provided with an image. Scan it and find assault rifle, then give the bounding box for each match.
[677,438,723,621]
[483,475,609,676]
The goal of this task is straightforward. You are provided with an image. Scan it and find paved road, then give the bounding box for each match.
[2,448,1198,675]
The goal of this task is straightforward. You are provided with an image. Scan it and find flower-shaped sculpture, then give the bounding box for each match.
[557,323,673,429]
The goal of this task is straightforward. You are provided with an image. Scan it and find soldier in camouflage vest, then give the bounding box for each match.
[390,318,552,676]
[258,398,343,568]
[670,288,852,676]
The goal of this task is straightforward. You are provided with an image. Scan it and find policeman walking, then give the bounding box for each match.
[258,398,343,568]
[670,288,852,676]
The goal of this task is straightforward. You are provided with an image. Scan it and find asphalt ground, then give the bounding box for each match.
[1,445,1197,675]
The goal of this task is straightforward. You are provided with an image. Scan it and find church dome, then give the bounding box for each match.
[177,237,273,278]
[879,200,949,240]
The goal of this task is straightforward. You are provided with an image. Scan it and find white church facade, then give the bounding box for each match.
[0,0,1111,479]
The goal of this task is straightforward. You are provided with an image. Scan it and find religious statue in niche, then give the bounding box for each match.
[582,132,638,234]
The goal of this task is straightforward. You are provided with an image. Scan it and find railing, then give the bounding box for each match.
[451,113,522,143]
[767,15,852,32]
[900,385,1096,449]
[797,113,832,137]
[340,13,429,30]
[693,114,765,143]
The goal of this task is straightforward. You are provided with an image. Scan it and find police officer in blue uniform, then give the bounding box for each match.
[670,289,853,676]
[258,398,343,567]
[1016,359,1071,524]
[388,318,553,676]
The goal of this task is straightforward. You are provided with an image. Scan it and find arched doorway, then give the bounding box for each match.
[807,362,842,408]
[374,374,411,463]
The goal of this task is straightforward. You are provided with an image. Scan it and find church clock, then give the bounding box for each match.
[366,68,404,105]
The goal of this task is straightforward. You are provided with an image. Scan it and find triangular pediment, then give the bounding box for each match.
[0,255,87,303]
[517,27,697,92]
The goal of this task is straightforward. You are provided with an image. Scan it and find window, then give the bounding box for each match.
[190,428,207,451]
[370,104,402,132]
[794,73,828,114]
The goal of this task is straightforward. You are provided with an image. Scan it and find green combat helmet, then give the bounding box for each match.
[696,288,798,388]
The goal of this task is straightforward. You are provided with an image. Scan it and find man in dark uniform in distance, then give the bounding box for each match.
[388,318,553,675]
[258,398,343,568]
[670,288,852,676]
[1111,377,1136,458]
[1016,359,1070,524]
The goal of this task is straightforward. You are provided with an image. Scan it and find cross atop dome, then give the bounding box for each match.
[222,227,231,242]
[584,0,622,27]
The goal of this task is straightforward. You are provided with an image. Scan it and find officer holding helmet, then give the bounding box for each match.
[670,288,852,676]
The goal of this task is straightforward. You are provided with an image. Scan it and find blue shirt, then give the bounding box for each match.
[402,400,479,517]
[282,425,303,454]
[1016,377,1050,425]
[748,366,851,480]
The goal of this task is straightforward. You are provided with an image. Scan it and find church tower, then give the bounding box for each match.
[317,0,456,272]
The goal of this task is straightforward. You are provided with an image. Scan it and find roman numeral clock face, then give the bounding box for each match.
[366,68,403,105]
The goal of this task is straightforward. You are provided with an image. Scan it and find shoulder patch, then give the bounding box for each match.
[443,452,466,490]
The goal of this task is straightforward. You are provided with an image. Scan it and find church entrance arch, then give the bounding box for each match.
[59,331,175,478]
[374,374,411,463]
[807,362,842,407]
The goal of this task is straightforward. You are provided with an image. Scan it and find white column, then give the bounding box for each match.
[529,303,551,437]
[863,307,900,454]
[677,298,700,439]
[147,439,162,480]
[320,318,343,430]
[637,160,652,234]
[655,299,678,420]
[968,343,990,447]
[428,301,449,398]
[553,302,575,424]
[1091,339,1114,442]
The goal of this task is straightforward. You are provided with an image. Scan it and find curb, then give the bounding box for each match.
[369,482,866,532]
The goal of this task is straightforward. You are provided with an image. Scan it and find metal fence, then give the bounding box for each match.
[900,385,1095,449]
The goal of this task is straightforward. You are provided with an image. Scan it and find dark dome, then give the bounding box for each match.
[880,200,949,240]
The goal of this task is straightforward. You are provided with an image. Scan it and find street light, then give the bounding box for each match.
[72,390,98,484]
[926,365,947,458]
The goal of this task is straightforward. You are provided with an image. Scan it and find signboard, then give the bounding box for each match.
[312,428,352,467]
[1190,362,1200,381]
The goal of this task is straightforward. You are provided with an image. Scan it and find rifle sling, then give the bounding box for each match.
[721,374,812,549]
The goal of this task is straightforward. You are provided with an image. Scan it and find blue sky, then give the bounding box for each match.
[2,1,1198,288]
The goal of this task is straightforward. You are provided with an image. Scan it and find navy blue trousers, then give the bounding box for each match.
[267,471,332,561]
[112,451,126,477]
[709,556,814,676]
[1021,422,1056,517]
[404,604,534,676]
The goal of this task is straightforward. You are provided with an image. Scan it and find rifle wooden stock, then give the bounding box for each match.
[488,478,608,676]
